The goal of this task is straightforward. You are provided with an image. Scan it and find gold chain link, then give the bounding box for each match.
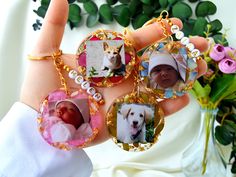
[143,10,172,42]
[52,52,69,95]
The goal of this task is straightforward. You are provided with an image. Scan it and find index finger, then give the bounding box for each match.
[125,18,183,51]
[125,18,208,53]
[31,0,68,56]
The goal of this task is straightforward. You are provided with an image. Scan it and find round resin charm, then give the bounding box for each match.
[38,89,102,150]
[76,29,137,87]
[106,92,164,152]
[140,41,199,99]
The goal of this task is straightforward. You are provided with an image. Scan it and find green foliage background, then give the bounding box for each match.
[33,0,226,46]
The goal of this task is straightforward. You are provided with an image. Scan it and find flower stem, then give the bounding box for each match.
[200,103,218,175]
[202,111,211,174]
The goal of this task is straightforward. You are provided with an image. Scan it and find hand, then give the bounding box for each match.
[20,0,208,145]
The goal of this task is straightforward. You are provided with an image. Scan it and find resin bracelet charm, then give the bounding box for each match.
[106,91,164,152]
[76,29,137,87]
[28,50,102,150]
[140,11,201,99]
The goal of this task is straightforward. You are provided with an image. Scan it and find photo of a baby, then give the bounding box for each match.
[45,98,93,143]
[148,52,186,90]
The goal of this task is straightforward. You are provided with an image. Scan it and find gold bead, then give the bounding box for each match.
[99,99,105,105]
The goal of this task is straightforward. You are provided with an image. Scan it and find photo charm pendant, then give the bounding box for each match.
[76,29,137,87]
[106,91,164,152]
[38,88,102,150]
[140,41,199,99]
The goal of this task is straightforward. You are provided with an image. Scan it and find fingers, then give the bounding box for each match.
[31,0,68,56]
[197,59,207,77]
[125,18,183,51]
[125,18,208,54]
[189,36,208,53]
[159,94,190,116]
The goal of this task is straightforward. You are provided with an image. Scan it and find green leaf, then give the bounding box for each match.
[118,0,130,4]
[172,2,192,20]
[113,5,131,27]
[191,80,211,98]
[188,0,198,2]
[231,161,236,174]
[192,17,208,36]
[140,0,153,5]
[213,34,229,46]
[68,0,76,3]
[83,1,98,14]
[210,74,236,104]
[106,0,118,5]
[132,14,149,29]
[159,0,168,8]
[41,0,50,7]
[224,120,236,133]
[168,0,178,5]
[86,13,99,27]
[215,125,233,145]
[196,1,217,17]
[69,4,81,23]
[99,14,112,24]
[68,20,80,29]
[33,6,48,18]
[129,0,142,17]
[142,4,155,16]
[182,19,196,36]
[99,4,113,22]
[154,7,170,17]
[77,0,90,3]
[209,19,222,32]
[224,92,236,100]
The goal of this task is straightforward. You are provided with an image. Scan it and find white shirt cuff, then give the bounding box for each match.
[0,102,92,177]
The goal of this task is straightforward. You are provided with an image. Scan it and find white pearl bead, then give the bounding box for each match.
[75,75,84,85]
[93,93,102,101]
[192,58,197,62]
[191,49,200,58]
[186,43,195,52]
[87,87,96,95]
[81,81,90,90]
[175,31,184,40]
[180,37,190,45]
[171,25,180,34]
[68,70,78,79]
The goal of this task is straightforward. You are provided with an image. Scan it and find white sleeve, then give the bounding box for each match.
[0,102,93,177]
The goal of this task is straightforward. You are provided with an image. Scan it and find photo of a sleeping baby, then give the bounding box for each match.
[45,98,93,143]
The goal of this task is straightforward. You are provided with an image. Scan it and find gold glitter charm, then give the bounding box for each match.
[76,29,137,87]
[140,41,199,99]
[106,91,164,152]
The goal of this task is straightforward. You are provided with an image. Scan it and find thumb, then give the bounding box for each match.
[31,0,69,56]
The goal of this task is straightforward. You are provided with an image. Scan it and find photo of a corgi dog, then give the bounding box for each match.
[101,42,124,76]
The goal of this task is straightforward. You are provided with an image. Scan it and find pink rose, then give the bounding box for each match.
[224,46,236,59]
[218,58,236,74]
[209,44,225,61]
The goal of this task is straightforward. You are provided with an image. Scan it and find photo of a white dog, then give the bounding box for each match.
[117,103,154,144]
[86,40,125,78]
